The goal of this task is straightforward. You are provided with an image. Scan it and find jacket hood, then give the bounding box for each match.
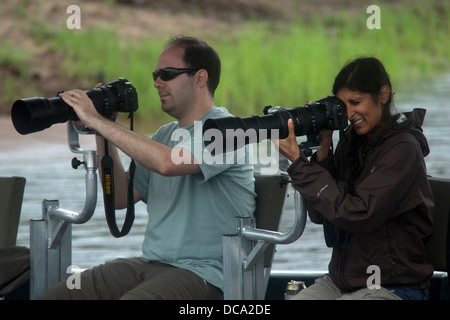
[389,108,430,157]
[347,108,430,157]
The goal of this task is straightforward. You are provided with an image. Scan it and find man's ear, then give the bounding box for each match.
[195,69,208,88]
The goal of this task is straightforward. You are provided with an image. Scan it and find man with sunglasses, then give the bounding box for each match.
[43,36,256,300]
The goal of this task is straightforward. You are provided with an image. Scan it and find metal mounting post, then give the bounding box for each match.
[29,121,98,300]
[223,184,307,300]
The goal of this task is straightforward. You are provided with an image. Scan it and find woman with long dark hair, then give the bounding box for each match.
[278,57,434,300]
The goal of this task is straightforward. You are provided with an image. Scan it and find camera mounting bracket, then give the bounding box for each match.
[299,133,322,157]
[29,121,99,299]
[67,120,95,154]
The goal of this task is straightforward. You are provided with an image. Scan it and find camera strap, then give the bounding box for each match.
[101,113,135,238]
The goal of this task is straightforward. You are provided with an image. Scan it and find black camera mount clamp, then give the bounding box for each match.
[298,133,322,157]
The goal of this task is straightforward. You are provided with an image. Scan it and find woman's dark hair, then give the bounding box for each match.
[166,36,221,97]
[333,57,396,181]
[332,57,394,125]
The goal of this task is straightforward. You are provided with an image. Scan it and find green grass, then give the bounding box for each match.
[4,1,450,131]
[0,41,32,106]
[213,3,450,116]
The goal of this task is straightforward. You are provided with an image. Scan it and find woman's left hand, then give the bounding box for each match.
[276,118,301,162]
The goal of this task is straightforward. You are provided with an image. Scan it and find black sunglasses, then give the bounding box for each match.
[152,68,198,82]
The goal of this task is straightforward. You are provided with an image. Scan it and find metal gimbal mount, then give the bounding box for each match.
[29,121,98,299]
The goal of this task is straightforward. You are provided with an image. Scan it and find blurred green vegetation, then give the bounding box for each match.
[2,0,449,131]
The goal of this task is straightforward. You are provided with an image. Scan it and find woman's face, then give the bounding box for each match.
[337,87,389,135]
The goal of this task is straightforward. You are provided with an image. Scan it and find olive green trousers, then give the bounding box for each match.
[42,257,223,300]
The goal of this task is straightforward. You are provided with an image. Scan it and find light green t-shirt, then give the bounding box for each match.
[134,107,256,290]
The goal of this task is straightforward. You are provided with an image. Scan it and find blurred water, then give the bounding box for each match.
[1,74,449,272]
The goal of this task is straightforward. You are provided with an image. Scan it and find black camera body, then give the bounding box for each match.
[11,78,138,135]
[263,95,348,138]
[202,95,348,153]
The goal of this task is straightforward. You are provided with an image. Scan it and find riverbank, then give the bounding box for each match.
[1,0,449,133]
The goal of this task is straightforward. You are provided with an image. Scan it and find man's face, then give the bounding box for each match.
[153,46,196,120]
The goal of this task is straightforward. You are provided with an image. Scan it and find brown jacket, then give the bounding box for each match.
[288,108,434,291]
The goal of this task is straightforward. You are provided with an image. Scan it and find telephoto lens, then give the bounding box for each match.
[11,78,138,135]
[202,95,347,151]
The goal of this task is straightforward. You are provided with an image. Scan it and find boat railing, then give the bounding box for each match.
[29,121,98,300]
[223,173,307,300]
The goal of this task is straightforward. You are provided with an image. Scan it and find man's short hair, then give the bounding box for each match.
[165,36,221,96]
